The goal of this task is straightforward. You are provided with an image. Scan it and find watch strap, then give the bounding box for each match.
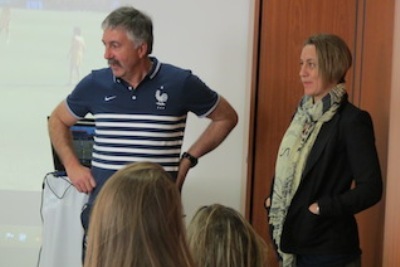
[181,152,198,167]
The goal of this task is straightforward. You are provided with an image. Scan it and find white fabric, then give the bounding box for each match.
[38,174,88,267]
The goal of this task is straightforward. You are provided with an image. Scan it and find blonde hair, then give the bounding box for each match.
[187,204,268,267]
[84,162,194,267]
[304,33,352,85]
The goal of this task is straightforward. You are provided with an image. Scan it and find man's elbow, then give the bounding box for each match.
[227,108,239,131]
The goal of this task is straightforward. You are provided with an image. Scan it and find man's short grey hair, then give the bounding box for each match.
[102,6,153,54]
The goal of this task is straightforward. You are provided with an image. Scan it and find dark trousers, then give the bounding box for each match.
[80,203,92,264]
[296,255,361,267]
[332,257,361,267]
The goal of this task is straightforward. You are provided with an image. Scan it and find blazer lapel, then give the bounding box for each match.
[301,114,340,179]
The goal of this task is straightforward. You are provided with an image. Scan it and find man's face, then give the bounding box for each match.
[102,27,143,81]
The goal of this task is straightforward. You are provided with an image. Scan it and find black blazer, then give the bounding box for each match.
[276,97,383,255]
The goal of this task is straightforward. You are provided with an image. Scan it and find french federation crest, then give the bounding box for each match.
[155,88,168,109]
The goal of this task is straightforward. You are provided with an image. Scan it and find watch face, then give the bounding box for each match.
[182,152,198,167]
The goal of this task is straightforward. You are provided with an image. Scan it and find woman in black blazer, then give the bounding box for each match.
[266,34,382,267]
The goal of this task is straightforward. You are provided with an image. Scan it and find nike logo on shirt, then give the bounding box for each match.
[104,96,117,101]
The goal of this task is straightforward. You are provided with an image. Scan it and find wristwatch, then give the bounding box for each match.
[181,152,198,168]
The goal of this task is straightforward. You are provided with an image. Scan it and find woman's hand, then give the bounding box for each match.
[264,197,271,209]
[309,202,320,215]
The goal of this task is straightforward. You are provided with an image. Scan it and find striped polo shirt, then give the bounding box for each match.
[66,57,219,195]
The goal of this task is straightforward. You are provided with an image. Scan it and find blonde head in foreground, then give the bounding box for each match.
[84,161,194,267]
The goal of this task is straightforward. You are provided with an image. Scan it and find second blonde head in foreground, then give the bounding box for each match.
[187,203,268,267]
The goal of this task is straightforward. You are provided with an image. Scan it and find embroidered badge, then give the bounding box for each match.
[155,86,168,110]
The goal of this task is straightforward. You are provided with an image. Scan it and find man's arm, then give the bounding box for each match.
[176,96,238,190]
[48,101,96,193]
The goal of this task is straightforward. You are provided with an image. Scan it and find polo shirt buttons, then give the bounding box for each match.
[132,95,137,100]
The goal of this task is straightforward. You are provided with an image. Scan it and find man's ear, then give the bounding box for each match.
[137,42,148,58]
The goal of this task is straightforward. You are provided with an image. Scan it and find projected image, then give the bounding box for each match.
[2,0,124,12]
[0,8,101,88]
[68,26,85,84]
[0,0,135,87]
[0,3,104,192]
[0,5,11,43]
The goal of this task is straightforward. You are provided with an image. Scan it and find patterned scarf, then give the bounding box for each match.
[268,84,346,267]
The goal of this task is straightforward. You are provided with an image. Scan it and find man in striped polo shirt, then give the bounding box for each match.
[48,5,238,260]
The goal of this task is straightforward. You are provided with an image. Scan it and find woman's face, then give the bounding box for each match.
[299,44,332,101]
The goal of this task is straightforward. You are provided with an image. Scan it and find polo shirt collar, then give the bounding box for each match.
[112,56,161,84]
[148,56,161,79]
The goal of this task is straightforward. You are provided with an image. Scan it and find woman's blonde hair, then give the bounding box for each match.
[304,33,352,86]
[187,204,268,267]
[84,162,194,267]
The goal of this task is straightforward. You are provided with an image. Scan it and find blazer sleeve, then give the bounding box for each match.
[334,110,383,214]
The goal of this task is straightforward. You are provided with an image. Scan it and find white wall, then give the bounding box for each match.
[0,0,255,266]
